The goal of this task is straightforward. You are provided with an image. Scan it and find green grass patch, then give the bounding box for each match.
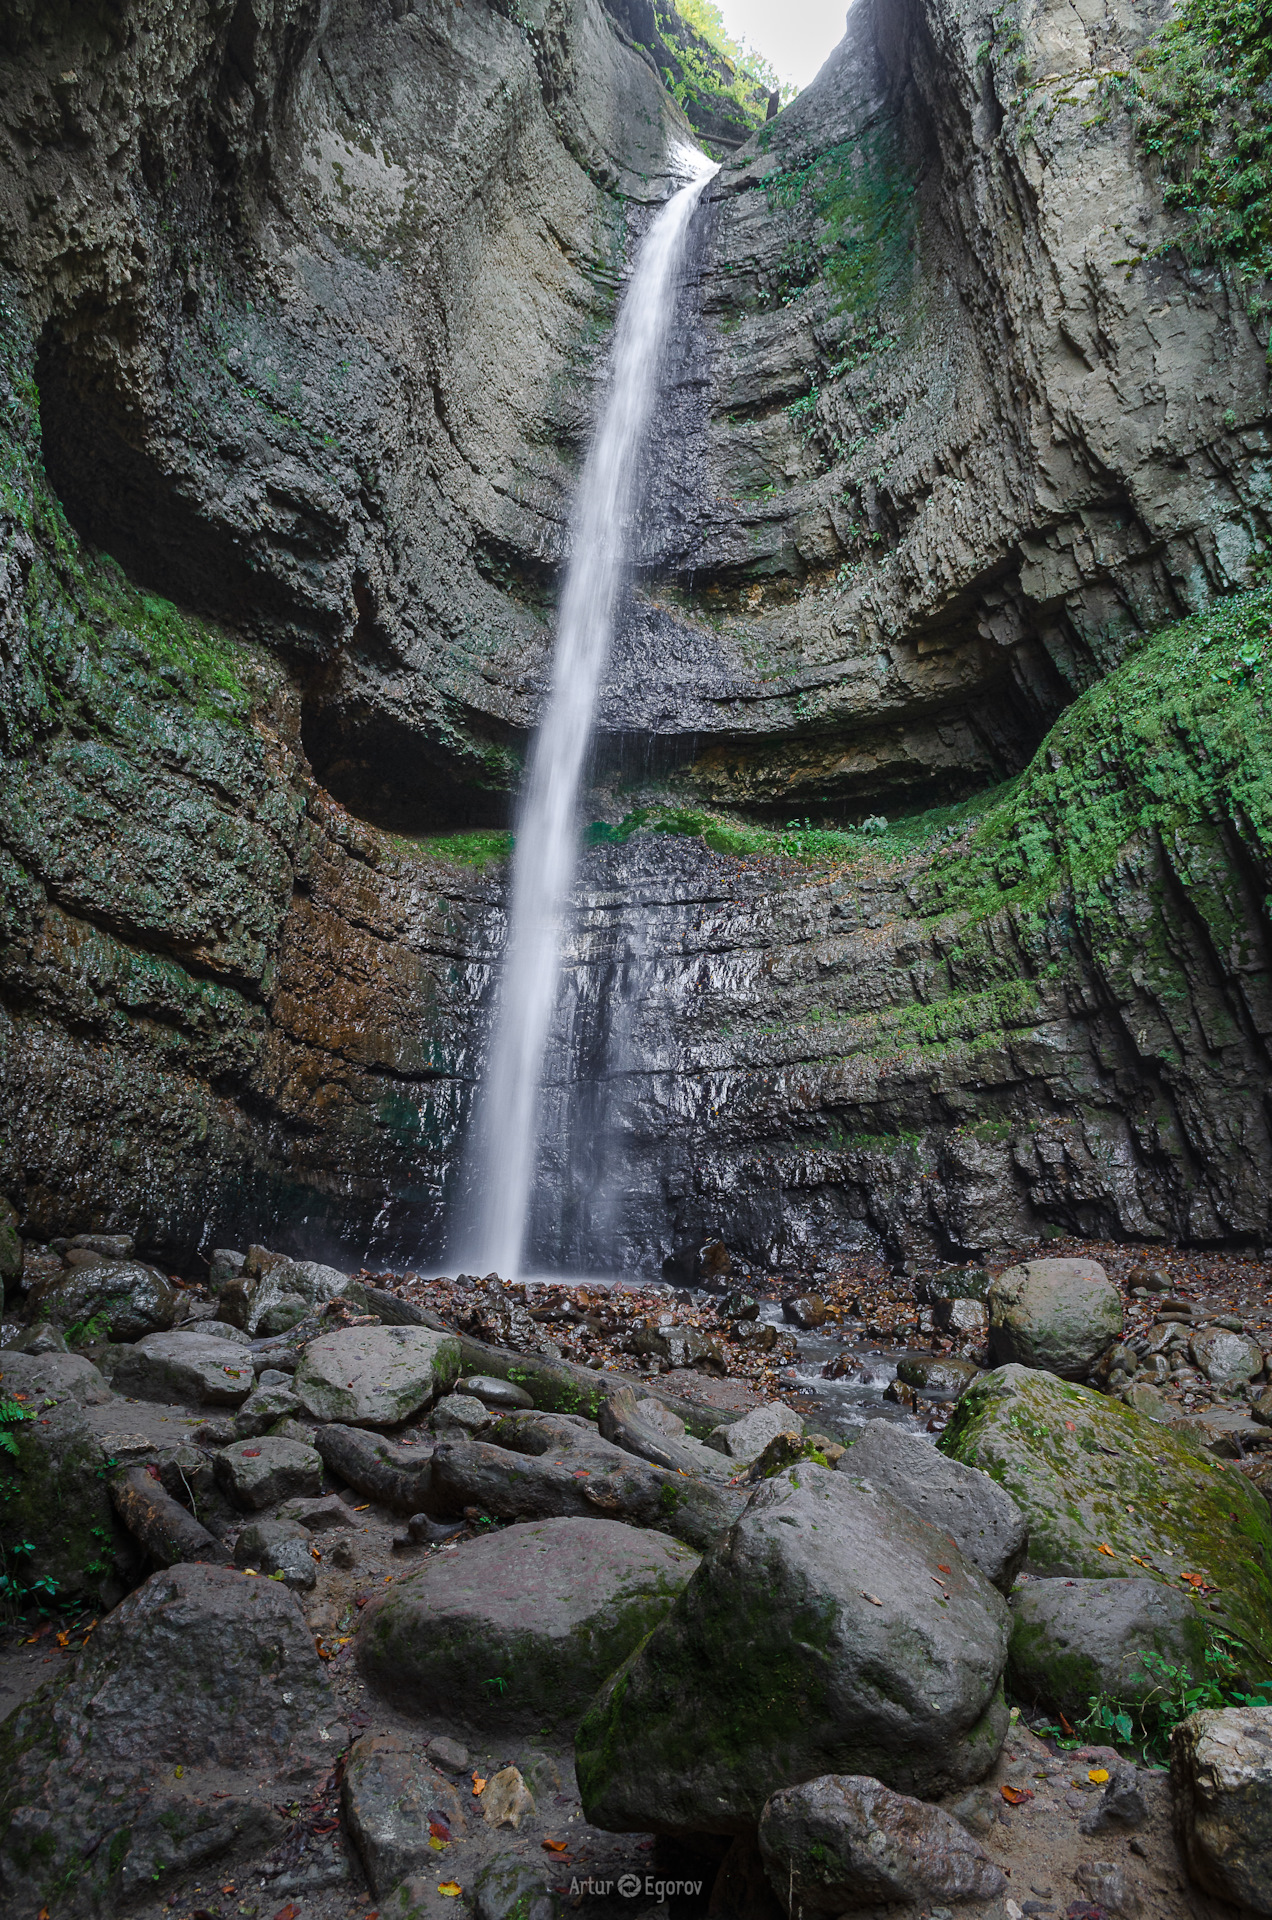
[397,828,514,871]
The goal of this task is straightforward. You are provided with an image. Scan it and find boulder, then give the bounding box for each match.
[430,1391,495,1435]
[481,1765,535,1828]
[941,1365,1272,1674]
[341,1730,467,1897]
[294,1325,460,1427]
[215,1435,324,1509]
[472,1855,554,1920]
[429,1409,746,1551]
[0,1563,341,1912]
[108,1329,256,1404]
[234,1518,317,1589]
[458,1373,534,1411]
[783,1295,828,1329]
[1172,1705,1272,1913]
[934,1297,990,1337]
[757,1773,1006,1909]
[233,1380,302,1437]
[26,1260,177,1341]
[312,1424,435,1511]
[359,1516,699,1735]
[279,1492,356,1531]
[0,1350,121,1606]
[1190,1326,1265,1389]
[895,1355,981,1397]
[841,1419,1026,1593]
[1008,1576,1210,1720]
[598,1385,738,1479]
[575,1466,1011,1835]
[706,1401,804,1462]
[987,1258,1122,1377]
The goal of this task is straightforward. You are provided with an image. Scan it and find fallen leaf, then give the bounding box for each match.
[1059,1712,1076,1736]
[354,1504,370,1512]
[1096,1543,1116,1558]
[543,1838,569,1852]
[1129,1555,1152,1569]
[1088,1769,1110,1784]
[430,1821,451,1842]
[437,1883,462,1898]
[242,1448,262,1458]
[221,1887,236,1897]
[472,1775,487,1795]
[862,1592,883,1607]
[1000,1785,1034,1805]
[274,1905,301,1920]
[429,1836,447,1851]
[1181,1572,1209,1590]
[937,1565,951,1574]
[1064,1421,1076,1431]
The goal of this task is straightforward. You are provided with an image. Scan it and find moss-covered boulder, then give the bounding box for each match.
[358,1517,698,1736]
[941,1366,1272,1676]
[575,1466,1010,1836]
[987,1259,1123,1378]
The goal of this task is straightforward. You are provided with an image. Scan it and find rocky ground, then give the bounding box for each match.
[1,1223,1271,1919]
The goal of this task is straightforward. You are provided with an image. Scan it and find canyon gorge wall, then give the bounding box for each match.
[1,0,1270,1271]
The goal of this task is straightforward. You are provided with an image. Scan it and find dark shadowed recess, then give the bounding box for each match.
[300,688,521,834]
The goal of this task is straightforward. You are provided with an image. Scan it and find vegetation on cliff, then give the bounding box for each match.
[1127,0,1272,283]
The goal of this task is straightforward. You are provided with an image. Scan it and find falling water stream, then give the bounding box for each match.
[456,148,719,1278]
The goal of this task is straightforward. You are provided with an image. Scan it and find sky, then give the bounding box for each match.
[716,0,850,90]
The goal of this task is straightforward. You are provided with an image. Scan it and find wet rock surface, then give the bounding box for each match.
[1008,1578,1211,1723]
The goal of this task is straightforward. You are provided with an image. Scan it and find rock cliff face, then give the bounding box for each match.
[1,0,1270,1269]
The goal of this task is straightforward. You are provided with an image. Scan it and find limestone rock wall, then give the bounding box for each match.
[1,0,1270,1268]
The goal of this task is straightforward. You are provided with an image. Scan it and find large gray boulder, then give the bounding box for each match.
[26,1259,177,1340]
[988,1257,1122,1377]
[940,1366,1272,1678]
[575,1466,1011,1835]
[1172,1705,1272,1914]
[841,1420,1026,1593]
[293,1324,460,1427]
[107,1329,256,1404]
[359,1516,699,1736]
[758,1774,1006,1909]
[1009,1576,1210,1720]
[0,1563,342,1914]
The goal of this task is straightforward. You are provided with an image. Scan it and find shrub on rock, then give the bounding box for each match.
[987,1257,1122,1377]
[575,1465,1011,1835]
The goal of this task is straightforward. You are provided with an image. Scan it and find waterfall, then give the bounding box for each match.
[456,147,718,1278]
